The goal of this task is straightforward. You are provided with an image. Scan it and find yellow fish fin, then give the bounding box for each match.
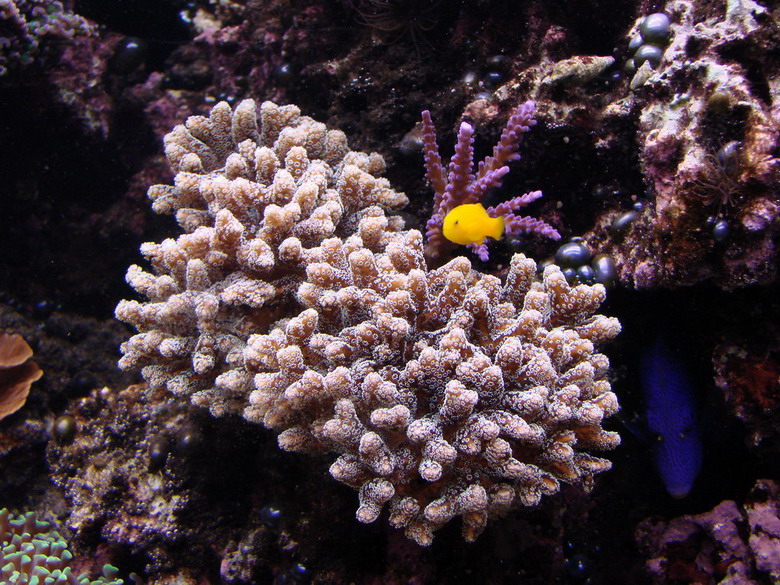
[488,214,505,241]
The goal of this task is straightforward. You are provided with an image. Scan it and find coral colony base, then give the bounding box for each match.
[117,100,621,545]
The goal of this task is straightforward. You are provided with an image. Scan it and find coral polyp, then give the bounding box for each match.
[353,0,441,46]
[0,509,124,585]
[690,141,745,217]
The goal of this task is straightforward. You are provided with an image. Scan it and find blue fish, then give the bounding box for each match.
[640,336,702,498]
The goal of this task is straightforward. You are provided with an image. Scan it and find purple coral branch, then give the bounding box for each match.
[443,121,476,207]
[487,190,544,215]
[420,110,447,210]
[469,166,511,203]
[503,215,561,241]
[424,212,448,255]
[422,101,559,261]
[476,100,537,179]
[488,191,561,241]
[467,243,490,262]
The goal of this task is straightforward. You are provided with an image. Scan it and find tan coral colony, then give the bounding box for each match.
[117,99,621,545]
[116,99,407,417]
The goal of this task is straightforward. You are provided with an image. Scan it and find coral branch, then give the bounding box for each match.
[116,100,407,417]
[245,239,621,545]
[118,100,619,548]
[420,110,447,207]
[443,121,476,204]
[422,101,559,260]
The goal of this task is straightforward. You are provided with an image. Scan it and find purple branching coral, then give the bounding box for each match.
[422,101,561,262]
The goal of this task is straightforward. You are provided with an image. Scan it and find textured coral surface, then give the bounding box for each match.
[0,508,123,585]
[1,0,778,582]
[48,384,236,580]
[245,232,620,544]
[116,99,407,417]
[115,97,622,546]
[636,479,780,585]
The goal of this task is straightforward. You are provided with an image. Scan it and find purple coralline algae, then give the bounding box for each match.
[47,383,231,583]
[467,0,779,291]
[421,101,561,262]
[617,0,779,289]
[714,332,780,452]
[636,479,780,584]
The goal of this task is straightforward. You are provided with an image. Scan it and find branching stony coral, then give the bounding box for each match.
[117,99,622,547]
[116,100,407,417]
[0,508,123,585]
[243,229,621,545]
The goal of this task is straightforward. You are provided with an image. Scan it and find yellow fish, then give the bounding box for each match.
[442,203,505,246]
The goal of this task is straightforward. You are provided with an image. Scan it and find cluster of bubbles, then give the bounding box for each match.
[461,55,511,99]
[553,239,617,288]
[625,13,671,75]
[609,200,645,244]
[256,505,311,585]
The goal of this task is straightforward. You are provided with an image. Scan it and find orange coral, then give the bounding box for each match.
[0,333,42,421]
